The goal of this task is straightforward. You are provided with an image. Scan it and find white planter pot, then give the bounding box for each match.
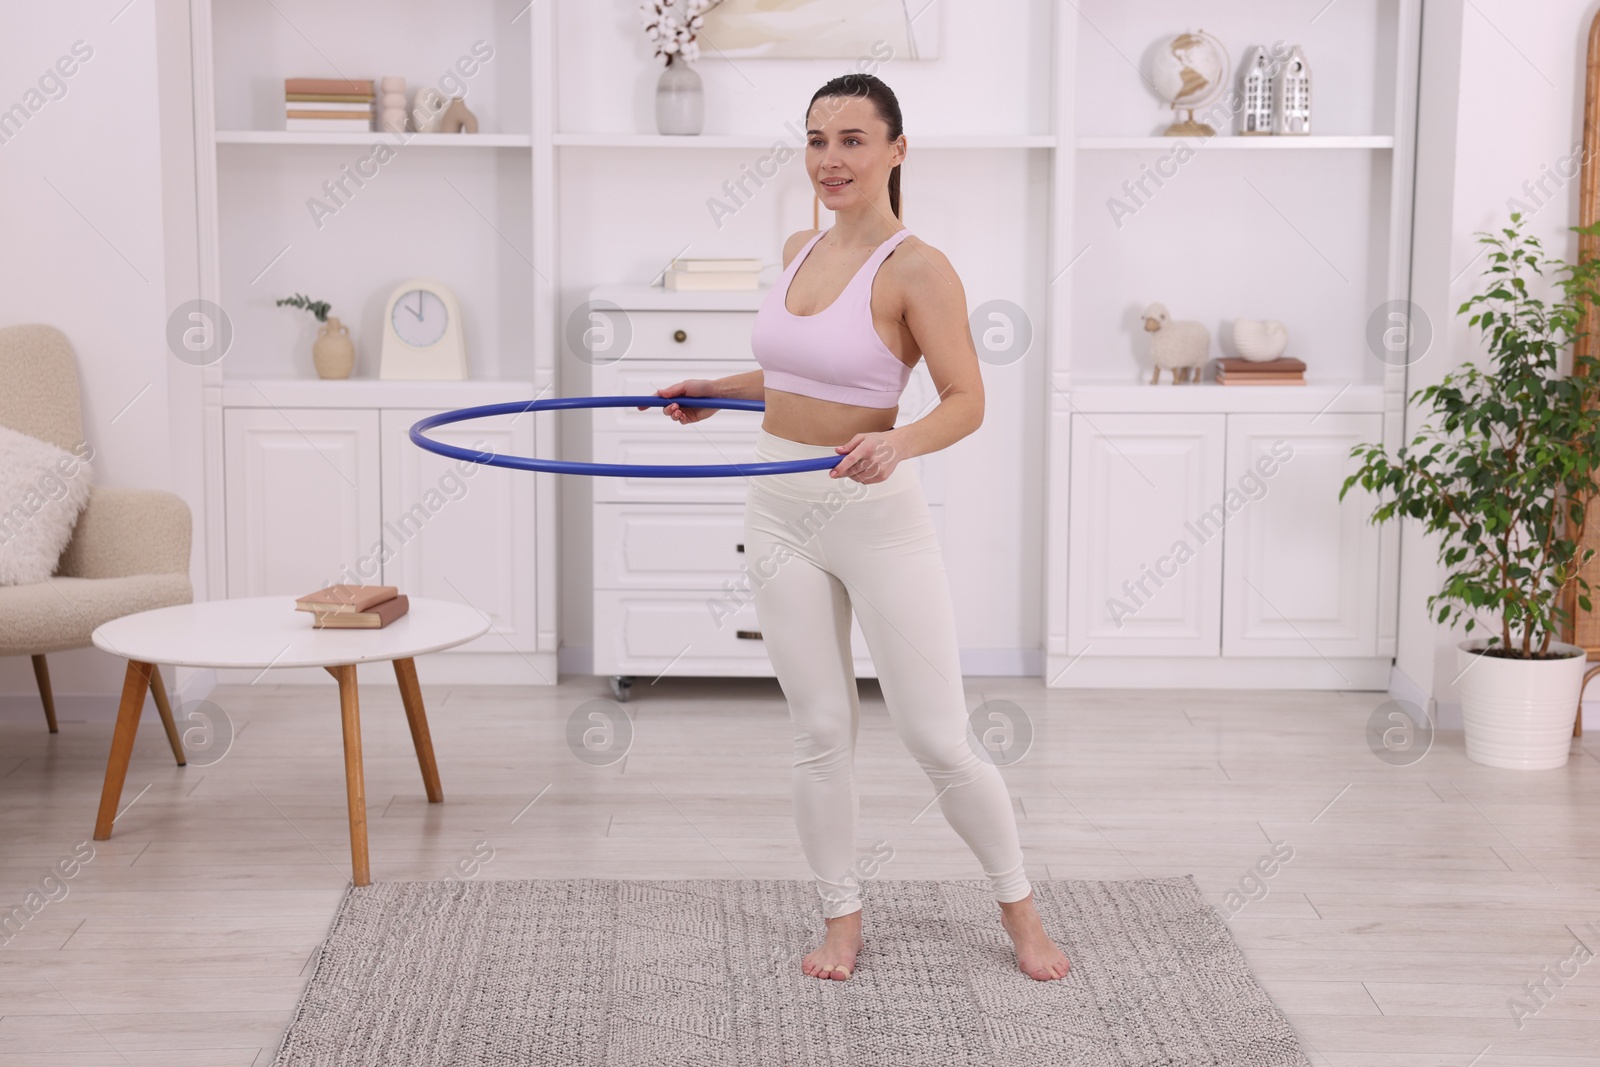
[1456,638,1585,770]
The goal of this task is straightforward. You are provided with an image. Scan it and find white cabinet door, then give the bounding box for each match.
[380,410,537,653]
[223,408,380,598]
[1067,413,1226,655]
[1222,413,1383,657]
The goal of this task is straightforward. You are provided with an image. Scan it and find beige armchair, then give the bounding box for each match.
[0,324,191,763]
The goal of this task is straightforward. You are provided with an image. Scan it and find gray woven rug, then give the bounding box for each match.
[271,876,1310,1066]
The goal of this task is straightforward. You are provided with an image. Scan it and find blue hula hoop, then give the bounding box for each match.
[409,395,846,477]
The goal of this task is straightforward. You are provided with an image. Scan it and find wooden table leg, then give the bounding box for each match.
[95,661,153,840]
[326,664,370,887]
[393,657,443,803]
[148,665,187,766]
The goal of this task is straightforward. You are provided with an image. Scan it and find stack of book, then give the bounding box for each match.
[284,78,375,133]
[1216,357,1306,386]
[295,584,410,629]
[664,256,763,292]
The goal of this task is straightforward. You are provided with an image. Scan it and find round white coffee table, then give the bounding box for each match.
[91,596,490,886]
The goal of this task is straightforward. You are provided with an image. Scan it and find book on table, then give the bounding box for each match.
[312,595,410,629]
[295,584,398,614]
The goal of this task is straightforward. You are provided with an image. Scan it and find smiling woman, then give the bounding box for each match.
[645,72,1071,989]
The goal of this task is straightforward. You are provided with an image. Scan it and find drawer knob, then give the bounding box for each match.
[735,542,744,553]
[735,629,763,641]
[673,329,687,343]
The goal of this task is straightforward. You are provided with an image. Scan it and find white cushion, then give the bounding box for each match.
[0,425,93,586]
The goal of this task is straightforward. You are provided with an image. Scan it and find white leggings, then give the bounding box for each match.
[741,426,1032,918]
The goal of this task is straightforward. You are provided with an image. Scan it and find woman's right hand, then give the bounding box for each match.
[643,379,722,425]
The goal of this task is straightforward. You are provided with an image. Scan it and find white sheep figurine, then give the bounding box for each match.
[1141,303,1209,385]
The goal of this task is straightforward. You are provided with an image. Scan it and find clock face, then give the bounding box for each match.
[391,289,448,348]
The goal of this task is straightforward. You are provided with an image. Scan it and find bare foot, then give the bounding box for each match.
[801,908,863,981]
[999,892,1070,981]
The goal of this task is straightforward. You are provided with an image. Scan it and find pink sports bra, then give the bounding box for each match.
[749,227,914,409]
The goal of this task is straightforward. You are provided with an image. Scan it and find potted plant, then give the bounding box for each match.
[1343,213,1600,769]
[638,0,724,136]
[276,292,354,379]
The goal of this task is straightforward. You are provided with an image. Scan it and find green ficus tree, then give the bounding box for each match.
[1342,214,1600,659]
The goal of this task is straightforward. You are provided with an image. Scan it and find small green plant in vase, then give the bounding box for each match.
[1342,213,1600,768]
[277,293,353,379]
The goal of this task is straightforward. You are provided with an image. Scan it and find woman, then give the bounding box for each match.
[648,74,1069,983]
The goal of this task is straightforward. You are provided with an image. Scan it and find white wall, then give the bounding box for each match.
[1402,0,1599,721]
[0,0,201,704]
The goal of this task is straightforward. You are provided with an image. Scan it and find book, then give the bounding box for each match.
[295,584,398,614]
[312,595,410,629]
[286,110,373,120]
[1216,357,1305,374]
[284,101,374,113]
[665,269,761,291]
[285,93,376,103]
[670,257,763,273]
[285,118,377,132]
[285,78,374,96]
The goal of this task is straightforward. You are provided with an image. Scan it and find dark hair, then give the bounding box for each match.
[806,73,904,219]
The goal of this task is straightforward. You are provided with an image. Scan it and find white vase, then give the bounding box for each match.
[1456,638,1585,769]
[655,55,704,136]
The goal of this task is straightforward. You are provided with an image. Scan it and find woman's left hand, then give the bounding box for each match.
[832,430,904,483]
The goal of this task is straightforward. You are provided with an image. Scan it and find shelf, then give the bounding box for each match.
[553,133,1056,149]
[1075,135,1394,151]
[589,284,769,312]
[1065,381,1386,415]
[215,377,539,410]
[215,130,533,147]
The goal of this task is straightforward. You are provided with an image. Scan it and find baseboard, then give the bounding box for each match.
[0,666,219,725]
[1043,654,1392,689]
[0,693,116,725]
[563,644,1047,683]
[1386,662,1455,728]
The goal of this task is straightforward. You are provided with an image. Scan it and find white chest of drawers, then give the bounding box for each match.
[587,285,945,699]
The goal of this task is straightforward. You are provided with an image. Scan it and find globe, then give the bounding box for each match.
[1144,30,1230,137]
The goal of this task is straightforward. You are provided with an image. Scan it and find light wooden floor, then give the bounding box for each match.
[1,674,1597,1065]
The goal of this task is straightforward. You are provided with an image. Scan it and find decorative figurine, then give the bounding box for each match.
[1142,303,1210,384]
[1238,46,1274,135]
[1272,44,1311,135]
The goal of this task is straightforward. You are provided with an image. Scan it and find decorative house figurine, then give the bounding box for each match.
[1141,303,1210,384]
[1272,44,1311,134]
[1238,46,1274,134]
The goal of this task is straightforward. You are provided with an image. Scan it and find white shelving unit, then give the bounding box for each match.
[1043,0,1422,689]
[180,0,1419,691]
[186,0,558,685]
